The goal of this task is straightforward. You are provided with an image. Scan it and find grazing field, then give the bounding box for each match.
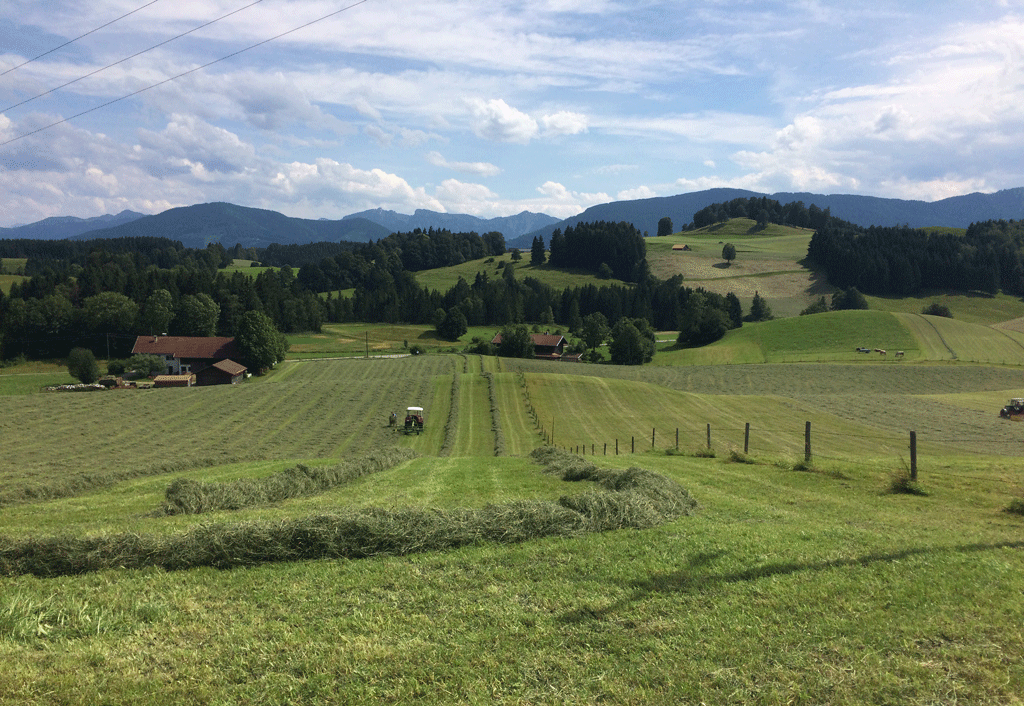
[646,220,823,317]
[866,291,1024,324]
[414,251,621,294]
[650,309,1024,367]
[3,345,1024,704]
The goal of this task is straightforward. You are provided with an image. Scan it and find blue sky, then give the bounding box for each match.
[1,0,1022,226]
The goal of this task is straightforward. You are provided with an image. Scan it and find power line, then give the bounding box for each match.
[0,0,373,148]
[0,1,162,78]
[2,0,265,113]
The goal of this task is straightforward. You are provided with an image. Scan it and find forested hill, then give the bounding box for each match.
[509,187,1024,248]
[343,208,559,238]
[66,203,390,249]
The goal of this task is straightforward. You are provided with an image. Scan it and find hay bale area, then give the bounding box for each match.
[161,448,419,515]
[0,448,696,578]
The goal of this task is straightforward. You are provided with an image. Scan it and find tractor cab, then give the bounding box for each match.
[403,406,424,434]
[999,398,1024,420]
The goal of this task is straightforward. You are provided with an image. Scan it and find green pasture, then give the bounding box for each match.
[0,274,27,294]
[651,309,1024,367]
[0,371,77,395]
[221,260,274,277]
[414,251,626,294]
[866,290,1024,324]
[287,323,525,359]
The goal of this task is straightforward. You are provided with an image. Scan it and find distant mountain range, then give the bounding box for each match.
[4,188,1024,250]
[1,203,391,250]
[506,187,1024,248]
[343,208,559,238]
[0,210,146,240]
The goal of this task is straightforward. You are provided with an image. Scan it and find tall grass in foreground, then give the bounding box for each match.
[161,447,419,515]
[0,448,696,577]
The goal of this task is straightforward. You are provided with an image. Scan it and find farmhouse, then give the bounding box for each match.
[131,335,247,385]
[491,332,568,360]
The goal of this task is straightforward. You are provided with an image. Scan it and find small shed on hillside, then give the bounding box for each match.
[197,359,247,385]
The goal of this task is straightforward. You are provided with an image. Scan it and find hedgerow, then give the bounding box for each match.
[0,448,696,577]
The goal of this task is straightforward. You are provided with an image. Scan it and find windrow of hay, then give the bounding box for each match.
[483,371,506,457]
[439,370,460,457]
[161,448,419,515]
[0,449,697,578]
[0,453,270,509]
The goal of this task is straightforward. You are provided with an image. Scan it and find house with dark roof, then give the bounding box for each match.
[490,332,568,360]
[131,336,247,385]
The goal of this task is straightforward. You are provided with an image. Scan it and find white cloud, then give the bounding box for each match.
[541,111,589,136]
[617,185,657,200]
[469,98,539,144]
[425,151,501,177]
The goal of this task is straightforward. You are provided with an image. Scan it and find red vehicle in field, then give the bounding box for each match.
[403,406,424,434]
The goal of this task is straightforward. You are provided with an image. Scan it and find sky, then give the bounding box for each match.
[1,0,1023,227]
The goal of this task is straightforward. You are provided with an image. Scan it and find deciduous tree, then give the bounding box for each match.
[235,311,288,373]
[67,347,99,384]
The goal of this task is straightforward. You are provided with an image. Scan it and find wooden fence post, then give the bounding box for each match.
[910,431,917,480]
[631,436,635,454]
[744,422,750,454]
[652,428,656,449]
[676,427,679,450]
[804,421,812,464]
[615,438,618,455]
[706,423,711,450]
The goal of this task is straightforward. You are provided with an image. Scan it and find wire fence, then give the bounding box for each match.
[514,371,1024,489]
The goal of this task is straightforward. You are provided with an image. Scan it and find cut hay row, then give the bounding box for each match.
[0,452,270,509]
[438,369,461,457]
[0,449,696,578]
[482,371,506,456]
[161,447,419,515]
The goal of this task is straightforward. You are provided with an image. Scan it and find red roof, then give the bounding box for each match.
[132,336,241,361]
[211,359,247,376]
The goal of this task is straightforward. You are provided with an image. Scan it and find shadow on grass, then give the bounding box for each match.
[559,540,1024,623]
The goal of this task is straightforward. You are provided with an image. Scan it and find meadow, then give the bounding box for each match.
[4,249,1024,702]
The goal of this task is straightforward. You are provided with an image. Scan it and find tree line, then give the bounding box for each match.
[2,222,764,364]
[687,195,851,232]
[807,220,1024,296]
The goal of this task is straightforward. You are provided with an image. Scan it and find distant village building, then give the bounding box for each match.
[131,336,247,385]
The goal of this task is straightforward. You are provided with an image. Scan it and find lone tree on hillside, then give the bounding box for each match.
[437,306,468,341]
[745,291,774,322]
[722,243,737,266]
[67,347,100,384]
[657,216,673,237]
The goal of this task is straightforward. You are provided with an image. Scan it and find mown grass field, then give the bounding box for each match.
[4,297,1024,702]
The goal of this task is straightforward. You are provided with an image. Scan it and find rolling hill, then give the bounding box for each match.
[508,187,1024,248]
[72,202,391,249]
